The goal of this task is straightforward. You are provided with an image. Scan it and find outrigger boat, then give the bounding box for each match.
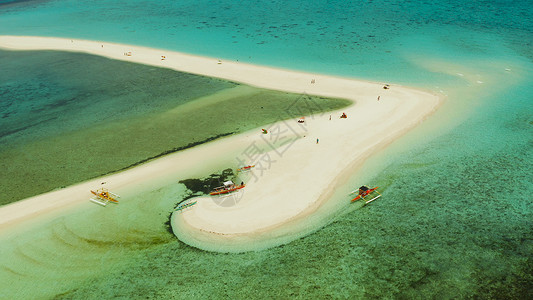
[175,200,197,212]
[236,165,255,172]
[351,185,381,204]
[210,180,245,196]
[90,188,120,206]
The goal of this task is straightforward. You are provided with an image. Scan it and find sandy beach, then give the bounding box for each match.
[0,36,441,250]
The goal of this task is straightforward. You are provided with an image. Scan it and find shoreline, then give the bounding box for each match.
[0,36,442,251]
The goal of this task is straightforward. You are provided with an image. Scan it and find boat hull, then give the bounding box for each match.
[351,187,379,203]
[209,185,245,196]
[90,190,119,203]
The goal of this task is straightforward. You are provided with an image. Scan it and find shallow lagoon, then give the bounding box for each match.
[0,49,349,204]
[0,47,531,299]
[0,0,532,298]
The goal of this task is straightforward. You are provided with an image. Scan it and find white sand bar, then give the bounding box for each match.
[0,36,441,250]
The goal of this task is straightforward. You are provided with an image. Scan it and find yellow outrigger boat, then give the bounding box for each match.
[90,188,120,206]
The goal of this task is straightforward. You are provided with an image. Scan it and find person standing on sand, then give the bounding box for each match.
[316,138,319,144]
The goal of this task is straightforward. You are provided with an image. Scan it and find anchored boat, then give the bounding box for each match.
[90,188,120,206]
[236,165,255,172]
[351,185,381,204]
[210,180,245,196]
[175,200,197,212]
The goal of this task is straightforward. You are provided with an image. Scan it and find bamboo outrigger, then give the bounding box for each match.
[90,188,120,206]
[351,185,381,204]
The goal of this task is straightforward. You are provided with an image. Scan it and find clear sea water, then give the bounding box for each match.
[0,49,349,204]
[0,0,532,299]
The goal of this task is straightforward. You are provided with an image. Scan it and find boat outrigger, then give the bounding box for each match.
[210,180,245,196]
[351,185,381,204]
[90,188,120,206]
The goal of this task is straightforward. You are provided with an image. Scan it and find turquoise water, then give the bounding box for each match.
[0,49,349,204]
[1,0,531,84]
[0,49,237,203]
[0,0,532,298]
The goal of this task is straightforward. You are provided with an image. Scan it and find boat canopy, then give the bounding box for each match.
[223,181,234,187]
